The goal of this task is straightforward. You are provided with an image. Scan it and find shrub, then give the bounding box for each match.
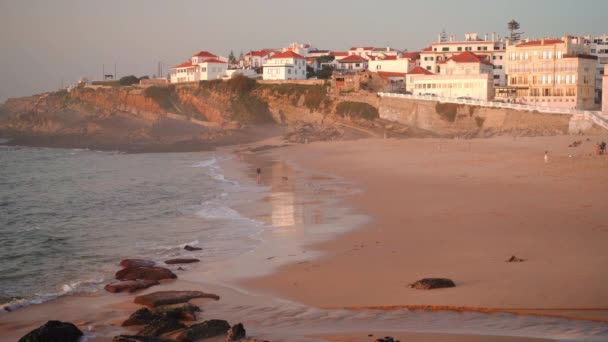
[335,101,379,120]
[119,75,140,86]
[143,86,174,110]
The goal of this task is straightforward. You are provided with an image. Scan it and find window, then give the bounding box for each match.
[494,75,500,79]
[477,47,482,51]
[457,47,462,51]
[442,47,449,52]
[426,66,431,71]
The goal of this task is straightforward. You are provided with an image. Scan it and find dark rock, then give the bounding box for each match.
[120,259,156,268]
[184,245,202,251]
[115,266,177,281]
[375,337,399,342]
[18,320,83,342]
[176,319,230,341]
[134,291,220,307]
[154,303,201,321]
[164,258,200,265]
[137,317,186,337]
[227,323,246,341]
[408,278,455,290]
[122,308,162,327]
[105,280,160,293]
[113,335,174,342]
[506,255,525,262]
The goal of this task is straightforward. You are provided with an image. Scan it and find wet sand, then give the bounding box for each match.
[243,135,608,321]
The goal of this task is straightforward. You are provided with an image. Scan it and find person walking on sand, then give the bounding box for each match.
[256,168,261,184]
[544,151,549,163]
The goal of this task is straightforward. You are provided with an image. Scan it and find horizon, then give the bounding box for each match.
[1,0,607,102]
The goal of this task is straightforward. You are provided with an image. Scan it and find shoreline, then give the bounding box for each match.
[2,135,608,341]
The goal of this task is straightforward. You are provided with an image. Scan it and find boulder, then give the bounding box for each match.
[115,266,177,281]
[227,323,246,341]
[408,278,455,290]
[376,337,400,342]
[18,320,83,342]
[184,245,202,251]
[164,258,200,265]
[175,319,230,341]
[137,317,186,337]
[120,259,156,268]
[134,291,220,307]
[506,255,525,262]
[154,303,201,321]
[105,280,160,293]
[122,308,162,327]
[113,335,174,342]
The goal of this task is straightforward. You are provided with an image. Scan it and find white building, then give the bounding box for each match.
[245,49,274,68]
[604,65,608,112]
[170,51,228,83]
[348,47,374,59]
[262,51,307,80]
[407,51,494,100]
[573,34,608,104]
[370,47,401,58]
[336,55,369,72]
[368,55,417,74]
[284,42,311,57]
[420,32,507,87]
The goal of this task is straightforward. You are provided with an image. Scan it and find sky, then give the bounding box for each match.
[0,0,607,102]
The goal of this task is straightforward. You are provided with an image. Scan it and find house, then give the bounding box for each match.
[336,55,369,72]
[406,52,495,100]
[245,50,274,68]
[504,35,597,109]
[348,47,374,59]
[170,51,228,83]
[370,47,401,58]
[420,32,507,87]
[377,71,407,92]
[572,34,608,103]
[262,50,307,80]
[308,49,331,57]
[284,42,311,57]
[307,57,321,72]
[368,55,415,74]
[331,52,349,60]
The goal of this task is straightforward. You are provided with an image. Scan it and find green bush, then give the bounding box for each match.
[335,101,379,120]
[143,86,174,110]
[119,75,140,86]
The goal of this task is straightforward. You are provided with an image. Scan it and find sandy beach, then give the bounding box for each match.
[243,135,608,321]
[2,134,608,341]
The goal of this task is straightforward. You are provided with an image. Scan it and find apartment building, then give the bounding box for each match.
[504,36,597,110]
[420,32,507,87]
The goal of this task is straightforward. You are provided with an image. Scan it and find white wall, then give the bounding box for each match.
[368,58,411,73]
[263,58,307,80]
[408,74,494,100]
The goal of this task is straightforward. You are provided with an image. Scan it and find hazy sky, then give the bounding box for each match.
[1,0,606,102]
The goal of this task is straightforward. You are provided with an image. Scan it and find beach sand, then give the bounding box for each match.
[243,135,608,321]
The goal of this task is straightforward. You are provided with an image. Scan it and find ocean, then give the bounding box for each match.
[0,146,264,310]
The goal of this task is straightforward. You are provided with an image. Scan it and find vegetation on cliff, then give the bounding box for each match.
[335,101,379,120]
[144,86,175,111]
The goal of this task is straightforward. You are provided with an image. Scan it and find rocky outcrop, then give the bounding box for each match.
[137,317,186,337]
[227,323,246,341]
[18,320,83,342]
[154,303,201,321]
[122,308,163,327]
[113,336,174,342]
[134,291,220,307]
[164,258,200,265]
[283,122,343,144]
[115,266,177,281]
[183,245,202,251]
[105,280,160,293]
[409,278,456,290]
[174,319,230,341]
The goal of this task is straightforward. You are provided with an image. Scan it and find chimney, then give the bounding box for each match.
[492,32,495,42]
[484,33,488,41]
[541,38,545,46]
[438,33,442,43]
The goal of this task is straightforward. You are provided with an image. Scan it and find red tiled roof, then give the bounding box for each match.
[381,55,398,60]
[338,55,368,63]
[377,71,407,80]
[172,61,195,69]
[247,49,271,57]
[268,50,306,60]
[402,52,420,60]
[192,51,217,58]
[439,51,492,65]
[407,67,434,75]
[422,46,432,52]
[201,58,226,64]
[331,52,349,57]
[349,46,374,51]
[516,39,564,47]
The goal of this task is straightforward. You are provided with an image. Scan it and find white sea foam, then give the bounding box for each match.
[191,157,217,168]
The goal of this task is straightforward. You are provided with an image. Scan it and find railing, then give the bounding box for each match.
[377,92,608,131]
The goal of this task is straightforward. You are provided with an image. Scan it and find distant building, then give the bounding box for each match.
[407,52,495,100]
[420,32,507,87]
[284,42,311,57]
[572,34,608,103]
[262,51,307,80]
[504,36,597,110]
[368,54,418,74]
[335,55,369,72]
[170,51,228,83]
[245,50,274,68]
[348,47,375,59]
[308,49,331,58]
[370,47,401,58]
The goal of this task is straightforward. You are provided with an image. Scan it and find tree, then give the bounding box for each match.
[228,50,236,63]
[508,19,522,41]
[119,75,139,86]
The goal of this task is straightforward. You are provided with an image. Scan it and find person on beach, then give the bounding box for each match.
[256,168,261,184]
[544,151,549,163]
